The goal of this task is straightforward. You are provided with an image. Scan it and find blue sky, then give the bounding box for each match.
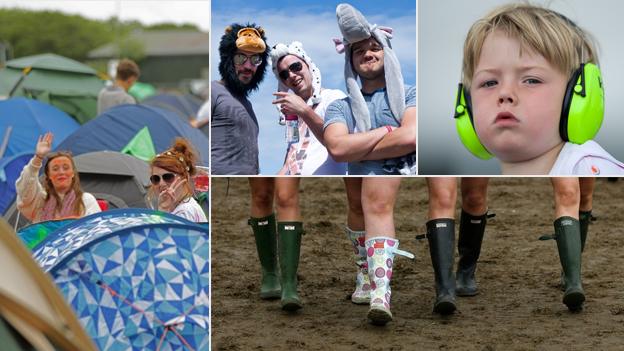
[211,0,417,174]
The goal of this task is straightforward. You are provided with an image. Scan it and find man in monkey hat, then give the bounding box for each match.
[211,23,269,175]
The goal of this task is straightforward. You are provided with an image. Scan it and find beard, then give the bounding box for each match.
[220,58,267,98]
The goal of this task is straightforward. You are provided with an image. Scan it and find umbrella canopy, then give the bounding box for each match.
[56,104,209,166]
[0,53,105,124]
[0,219,96,350]
[31,209,209,351]
[0,97,80,157]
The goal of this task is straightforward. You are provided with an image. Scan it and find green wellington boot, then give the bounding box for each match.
[579,210,592,253]
[555,217,585,311]
[456,211,487,297]
[279,221,304,311]
[249,214,281,299]
[426,219,457,315]
[558,210,592,290]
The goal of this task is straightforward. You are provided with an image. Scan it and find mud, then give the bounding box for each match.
[211,177,624,350]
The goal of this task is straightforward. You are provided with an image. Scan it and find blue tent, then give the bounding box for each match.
[0,152,33,214]
[55,104,209,166]
[142,93,202,121]
[32,208,209,351]
[0,97,80,157]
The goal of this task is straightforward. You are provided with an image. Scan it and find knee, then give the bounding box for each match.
[462,190,487,214]
[275,189,298,211]
[362,191,394,217]
[554,186,579,208]
[252,190,273,212]
[429,189,456,214]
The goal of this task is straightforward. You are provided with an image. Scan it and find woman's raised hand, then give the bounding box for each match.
[35,132,54,158]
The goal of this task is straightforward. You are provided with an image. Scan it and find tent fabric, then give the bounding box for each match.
[17,218,75,250]
[56,104,209,166]
[0,53,105,124]
[74,151,151,208]
[142,93,202,121]
[0,220,97,350]
[121,126,157,162]
[0,97,79,157]
[31,209,209,351]
[0,152,33,214]
[128,82,157,102]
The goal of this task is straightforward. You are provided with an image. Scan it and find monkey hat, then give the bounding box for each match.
[334,3,405,132]
[269,41,322,122]
[218,23,269,97]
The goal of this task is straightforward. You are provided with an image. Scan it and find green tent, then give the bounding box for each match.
[0,53,105,124]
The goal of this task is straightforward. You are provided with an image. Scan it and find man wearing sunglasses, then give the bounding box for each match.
[324,4,416,175]
[269,41,347,175]
[211,23,269,175]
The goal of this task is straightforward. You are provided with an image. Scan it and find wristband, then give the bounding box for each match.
[385,125,393,133]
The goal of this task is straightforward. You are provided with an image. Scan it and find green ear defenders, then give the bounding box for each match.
[454,63,604,160]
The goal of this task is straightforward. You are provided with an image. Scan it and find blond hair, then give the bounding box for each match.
[462,3,598,90]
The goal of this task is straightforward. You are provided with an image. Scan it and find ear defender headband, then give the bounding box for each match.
[454,63,604,160]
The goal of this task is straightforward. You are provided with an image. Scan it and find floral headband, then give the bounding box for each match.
[157,150,190,172]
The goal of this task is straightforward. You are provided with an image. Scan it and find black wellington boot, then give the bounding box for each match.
[279,221,303,311]
[579,210,592,253]
[426,219,457,315]
[555,217,585,311]
[456,210,487,297]
[249,214,281,299]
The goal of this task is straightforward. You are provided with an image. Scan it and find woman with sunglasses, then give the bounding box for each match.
[15,132,101,223]
[150,138,207,223]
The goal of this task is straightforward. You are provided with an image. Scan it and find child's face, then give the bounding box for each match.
[470,30,568,162]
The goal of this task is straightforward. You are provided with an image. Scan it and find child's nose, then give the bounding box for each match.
[497,84,516,105]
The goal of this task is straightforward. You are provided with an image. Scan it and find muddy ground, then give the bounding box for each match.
[211,178,624,350]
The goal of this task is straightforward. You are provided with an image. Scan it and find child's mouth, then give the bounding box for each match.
[494,111,519,125]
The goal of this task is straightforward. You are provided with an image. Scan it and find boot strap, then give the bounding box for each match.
[393,248,415,260]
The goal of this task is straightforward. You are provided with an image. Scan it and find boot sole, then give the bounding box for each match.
[433,300,457,315]
[281,298,302,311]
[456,288,478,297]
[260,290,281,300]
[351,296,371,305]
[563,291,585,311]
[368,308,392,325]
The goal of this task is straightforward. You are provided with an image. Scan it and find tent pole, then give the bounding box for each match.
[0,126,12,158]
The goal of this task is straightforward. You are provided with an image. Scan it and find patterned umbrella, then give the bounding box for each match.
[32,209,209,351]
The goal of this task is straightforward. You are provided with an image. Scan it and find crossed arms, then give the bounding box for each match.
[323,106,416,163]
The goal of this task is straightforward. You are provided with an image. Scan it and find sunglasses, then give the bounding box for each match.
[150,173,176,185]
[278,61,303,81]
[233,53,263,66]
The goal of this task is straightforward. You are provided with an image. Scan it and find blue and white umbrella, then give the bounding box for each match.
[32,209,209,351]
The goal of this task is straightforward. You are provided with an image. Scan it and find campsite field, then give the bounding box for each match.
[211,177,624,350]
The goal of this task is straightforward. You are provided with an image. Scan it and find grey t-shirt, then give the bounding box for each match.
[97,85,136,114]
[324,85,416,175]
[210,81,259,175]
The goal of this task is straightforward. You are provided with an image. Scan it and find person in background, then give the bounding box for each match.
[97,58,140,114]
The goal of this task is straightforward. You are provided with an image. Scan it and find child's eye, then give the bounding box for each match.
[524,78,542,85]
[480,80,497,88]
